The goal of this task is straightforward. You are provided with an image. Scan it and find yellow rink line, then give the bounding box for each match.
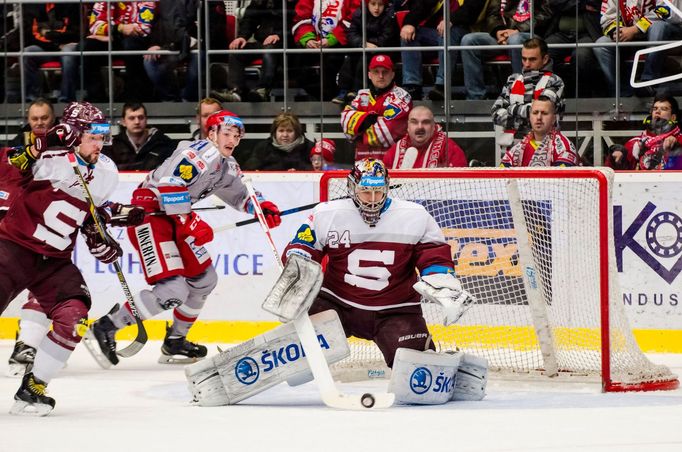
[1,318,681,353]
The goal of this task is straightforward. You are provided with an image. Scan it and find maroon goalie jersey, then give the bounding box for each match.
[0,149,119,258]
[283,198,454,310]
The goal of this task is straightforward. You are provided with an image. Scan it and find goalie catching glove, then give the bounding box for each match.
[413,273,474,325]
[81,218,123,264]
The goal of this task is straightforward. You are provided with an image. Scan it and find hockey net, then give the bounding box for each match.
[320,168,678,392]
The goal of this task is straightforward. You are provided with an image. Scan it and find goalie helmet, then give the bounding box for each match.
[347,158,389,226]
[206,110,245,137]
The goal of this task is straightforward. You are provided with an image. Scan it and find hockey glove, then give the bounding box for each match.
[8,133,47,171]
[46,124,80,148]
[101,202,146,227]
[413,273,475,326]
[260,200,282,228]
[82,219,123,264]
[176,212,214,246]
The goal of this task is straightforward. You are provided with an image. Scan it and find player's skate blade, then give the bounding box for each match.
[82,328,113,369]
[158,334,207,364]
[10,373,55,416]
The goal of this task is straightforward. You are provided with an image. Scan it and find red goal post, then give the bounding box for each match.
[319,168,679,392]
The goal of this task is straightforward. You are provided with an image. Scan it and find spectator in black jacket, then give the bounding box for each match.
[544,0,603,97]
[104,102,174,171]
[333,0,398,104]
[8,98,56,147]
[144,0,199,101]
[211,0,284,102]
[239,113,314,170]
[11,3,81,102]
[427,0,489,101]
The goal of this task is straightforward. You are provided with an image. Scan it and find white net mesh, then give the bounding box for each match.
[322,168,677,390]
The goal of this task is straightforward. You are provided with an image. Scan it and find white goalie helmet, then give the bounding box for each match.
[347,158,389,226]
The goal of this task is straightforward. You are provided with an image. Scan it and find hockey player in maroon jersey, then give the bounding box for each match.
[86,110,282,367]
[0,102,144,416]
[282,159,488,404]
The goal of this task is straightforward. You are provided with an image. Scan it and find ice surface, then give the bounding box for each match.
[1,341,681,452]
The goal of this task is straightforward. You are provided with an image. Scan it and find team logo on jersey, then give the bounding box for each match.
[174,159,199,182]
[409,367,432,394]
[384,104,402,120]
[235,357,260,385]
[138,6,154,23]
[293,225,316,245]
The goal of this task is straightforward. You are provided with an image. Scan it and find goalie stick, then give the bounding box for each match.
[67,153,148,358]
[242,175,395,410]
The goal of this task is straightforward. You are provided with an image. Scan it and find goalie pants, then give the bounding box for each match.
[309,293,435,368]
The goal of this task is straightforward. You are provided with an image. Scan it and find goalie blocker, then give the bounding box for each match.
[185,310,350,406]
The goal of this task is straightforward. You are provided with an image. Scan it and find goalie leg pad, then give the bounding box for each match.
[185,310,349,406]
[262,253,323,322]
[451,353,488,401]
[388,348,461,405]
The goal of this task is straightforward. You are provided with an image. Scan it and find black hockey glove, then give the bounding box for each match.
[81,218,123,264]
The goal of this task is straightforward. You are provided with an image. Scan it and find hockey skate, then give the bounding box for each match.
[6,340,36,378]
[159,325,207,364]
[83,305,120,369]
[10,372,55,416]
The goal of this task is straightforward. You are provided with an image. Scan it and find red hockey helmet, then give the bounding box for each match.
[61,101,106,134]
[206,110,245,137]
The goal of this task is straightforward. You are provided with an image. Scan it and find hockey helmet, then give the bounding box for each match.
[61,101,111,143]
[347,158,389,226]
[206,110,245,137]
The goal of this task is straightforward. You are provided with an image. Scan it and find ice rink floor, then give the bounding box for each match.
[1,340,681,452]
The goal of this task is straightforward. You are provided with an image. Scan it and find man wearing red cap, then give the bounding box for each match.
[341,54,413,161]
[310,138,337,171]
[86,110,282,368]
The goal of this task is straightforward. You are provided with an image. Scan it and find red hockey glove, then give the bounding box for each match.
[81,219,123,264]
[260,200,281,228]
[176,212,214,246]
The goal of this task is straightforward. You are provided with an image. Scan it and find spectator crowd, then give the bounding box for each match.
[1,1,681,170]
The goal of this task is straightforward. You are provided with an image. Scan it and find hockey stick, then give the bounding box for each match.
[242,175,395,410]
[213,183,406,234]
[109,205,226,223]
[67,153,148,357]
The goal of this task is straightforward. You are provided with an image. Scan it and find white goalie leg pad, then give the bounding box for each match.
[451,353,488,401]
[184,357,230,407]
[185,310,349,406]
[413,273,475,325]
[388,348,461,405]
[261,253,324,322]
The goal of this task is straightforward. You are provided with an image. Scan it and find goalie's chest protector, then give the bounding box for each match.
[314,198,447,310]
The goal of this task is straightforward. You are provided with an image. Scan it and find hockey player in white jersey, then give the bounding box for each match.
[282,158,488,404]
[0,101,144,415]
[86,110,282,367]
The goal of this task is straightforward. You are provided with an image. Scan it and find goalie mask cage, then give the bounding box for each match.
[319,168,678,392]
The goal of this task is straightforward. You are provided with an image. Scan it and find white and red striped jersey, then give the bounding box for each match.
[0,149,118,258]
[283,198,454,310]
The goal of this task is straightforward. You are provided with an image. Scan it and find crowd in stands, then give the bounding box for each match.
[1,1,681,171]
